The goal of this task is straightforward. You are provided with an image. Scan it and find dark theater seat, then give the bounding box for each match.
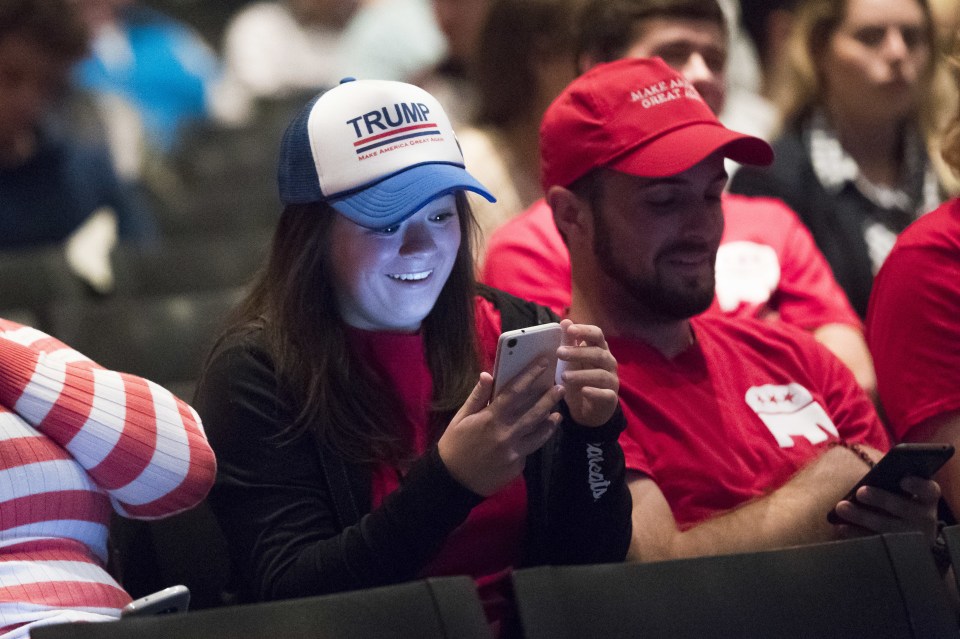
[512,532,959,639]
[32,576,492,639]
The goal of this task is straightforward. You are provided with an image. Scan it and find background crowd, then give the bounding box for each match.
[1,0,960,637]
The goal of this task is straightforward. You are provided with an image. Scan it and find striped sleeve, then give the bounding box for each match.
[0,319,216,519]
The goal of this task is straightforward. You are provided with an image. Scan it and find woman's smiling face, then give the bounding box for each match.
[328,193,462,332]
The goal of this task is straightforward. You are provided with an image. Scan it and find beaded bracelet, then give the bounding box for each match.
[829,439,876,468]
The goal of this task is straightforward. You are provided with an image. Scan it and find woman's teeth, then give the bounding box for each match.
[388,270,432,281]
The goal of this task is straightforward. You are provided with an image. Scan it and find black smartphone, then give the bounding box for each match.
[827,442,954,524]
[120,585,191,617]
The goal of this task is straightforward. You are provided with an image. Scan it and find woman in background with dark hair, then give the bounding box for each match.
[730,0,959,317]
[194,77,630,637]
[457,0,581,259]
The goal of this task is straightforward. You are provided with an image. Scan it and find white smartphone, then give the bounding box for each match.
[491,322,563,400]
[120,585,191,618]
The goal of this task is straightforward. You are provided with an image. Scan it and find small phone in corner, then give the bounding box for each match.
[120,585,191,618]
[490,322,563,401]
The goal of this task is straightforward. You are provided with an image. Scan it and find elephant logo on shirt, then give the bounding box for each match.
[745,383,839,447]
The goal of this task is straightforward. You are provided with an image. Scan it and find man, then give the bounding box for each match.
[541,56,939,560]
[481,0,877,398]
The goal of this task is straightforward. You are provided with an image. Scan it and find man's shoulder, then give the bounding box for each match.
[487,199,557,245]
[722,192,802,226]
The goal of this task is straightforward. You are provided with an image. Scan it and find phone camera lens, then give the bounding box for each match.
[507,338,518,348]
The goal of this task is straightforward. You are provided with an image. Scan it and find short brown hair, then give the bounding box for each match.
[0,0,89,61]
[575,0,726,68]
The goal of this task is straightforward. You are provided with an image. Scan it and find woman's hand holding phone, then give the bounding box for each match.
[438,362,564,497]
[555,319,619,427]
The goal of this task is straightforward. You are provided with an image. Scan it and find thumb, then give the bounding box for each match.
[454,372,494,420]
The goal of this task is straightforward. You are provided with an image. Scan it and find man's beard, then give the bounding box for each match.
[594,213,716,321]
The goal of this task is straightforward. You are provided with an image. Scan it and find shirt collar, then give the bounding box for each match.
[804,110,939,215]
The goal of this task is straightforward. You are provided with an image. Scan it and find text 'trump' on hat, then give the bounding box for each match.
[539,57,774,191]
[278,77,495,229]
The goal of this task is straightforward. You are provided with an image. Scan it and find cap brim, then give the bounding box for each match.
[329,163,496,229]
[610,122,774,178]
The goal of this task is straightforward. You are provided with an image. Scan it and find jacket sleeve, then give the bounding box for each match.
[526,402,632,565]
[196,335,484,602]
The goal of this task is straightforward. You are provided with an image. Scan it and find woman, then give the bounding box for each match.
[193,78,630,636]
[729,0,959,317]
[0,319,216,637]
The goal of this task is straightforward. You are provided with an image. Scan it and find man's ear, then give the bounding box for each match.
[547,185,591,246]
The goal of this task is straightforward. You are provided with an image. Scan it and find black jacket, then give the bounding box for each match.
[194,285,631,602]
[729,128,878,318]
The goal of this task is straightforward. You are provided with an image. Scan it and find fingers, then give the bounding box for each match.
[516,413,562,456]
[560,319,608,349]
[492,357,563,409]
[832,478,940,541]
[452,372,494,422]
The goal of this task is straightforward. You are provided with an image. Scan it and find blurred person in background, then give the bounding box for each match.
[457,0,581,259]
[72,0,230,154]
[866,35,960,518]
[220,0,444,114]
[0,0,156,268]
[729,0,959,318]
[414,0,494,125]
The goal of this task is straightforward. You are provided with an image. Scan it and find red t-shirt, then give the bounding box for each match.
[867,198,960,440]
[349,296,526,627]
[611,315,888,528]
[482,194,860,330]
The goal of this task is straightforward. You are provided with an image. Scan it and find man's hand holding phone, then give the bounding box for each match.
[828,443,951,545]
[554,319,619,427]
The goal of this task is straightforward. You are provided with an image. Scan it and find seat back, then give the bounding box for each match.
[0,246,87,331]
[109,501,236,611]
[31,576,493,639]
[47,288,243,392]
[512,533,959,639]
[110,232,269,298]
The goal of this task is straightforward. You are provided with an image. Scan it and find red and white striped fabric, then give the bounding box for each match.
[0,319,216,638]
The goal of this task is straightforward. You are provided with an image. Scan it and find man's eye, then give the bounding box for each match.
[643,190,678,206]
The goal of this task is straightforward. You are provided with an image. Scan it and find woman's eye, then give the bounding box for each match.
[376,224,400,235]
[431,211,455,223]
[854,27,886,47]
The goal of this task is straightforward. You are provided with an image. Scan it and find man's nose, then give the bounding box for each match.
[682,53,716,86]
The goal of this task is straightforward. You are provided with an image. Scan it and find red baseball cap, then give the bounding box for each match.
[539,57,774,191]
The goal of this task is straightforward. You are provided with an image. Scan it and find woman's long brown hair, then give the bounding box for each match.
[218,192,481,466]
